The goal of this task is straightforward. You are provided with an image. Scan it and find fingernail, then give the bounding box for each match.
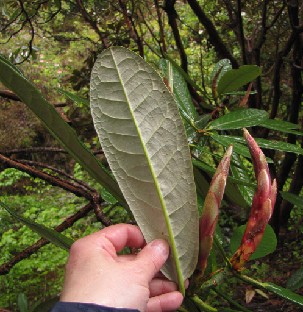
[150,239,169,257]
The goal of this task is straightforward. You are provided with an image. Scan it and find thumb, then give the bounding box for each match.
[136,239,169,281]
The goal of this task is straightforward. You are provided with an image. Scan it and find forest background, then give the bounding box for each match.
[0,0,303,311]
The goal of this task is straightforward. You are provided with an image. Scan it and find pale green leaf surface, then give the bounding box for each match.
[90,47,199,288]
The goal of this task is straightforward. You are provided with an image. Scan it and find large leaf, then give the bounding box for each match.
[0,201,73,251]
[90,47,199,291]
[208,109,268,130]
[217,65,261,96]
[0,54,125,204]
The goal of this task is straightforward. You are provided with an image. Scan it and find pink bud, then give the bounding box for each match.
[198,145,232,274]
[230,129,277,271]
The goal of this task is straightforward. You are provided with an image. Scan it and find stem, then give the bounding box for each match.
[191,295,218,312]
[212,288,252,312]
[214,234,230,265]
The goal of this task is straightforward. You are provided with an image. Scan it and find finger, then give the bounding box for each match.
[80,224,145,253]
[149,278,178,297]
[136,239,169,281]
[147,291,184,312]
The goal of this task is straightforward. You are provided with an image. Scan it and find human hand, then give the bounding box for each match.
[60,224,184,312]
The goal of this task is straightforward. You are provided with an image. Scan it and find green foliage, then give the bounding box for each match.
[0,168,30,187]
[287,268,303,291]
[229,225,277,260]
[1,201,74,251]
[0,6,303,309]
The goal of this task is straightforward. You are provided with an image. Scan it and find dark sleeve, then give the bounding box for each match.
[50,302,139,312]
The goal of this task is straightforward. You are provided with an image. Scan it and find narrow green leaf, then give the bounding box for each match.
[57,88,89,107]
[17,293,28,312]
[262,119,303,136]
[90,47,199,291]
[287,268,303,291]
[230,225,277,260]
[209,109,268,130]
[238,274,303,307]
[264,282,303,306]
[280,192,303,207]
[0,54,125,204]
[0,201,73,251]
[159,59,198,121]
[211,134,252,159]
[165,54,204,94]
[230,153,254,206]
[210,59,232,86]
[192,159,255,187]
[214,134,303,156]
[217,65,261,96]
[262,119,299,130]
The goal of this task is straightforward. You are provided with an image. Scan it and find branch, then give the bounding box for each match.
[1,146,67,155]
[0,90,21,102]
[17,0,35,64]
[154,0,167,54]
[75,0,109,48]
[163,0,188,72]
[187,0,239,68]
[17,159,96,193]
[118,0,144,57]
[236,0,247,64]
[0,153,92,200]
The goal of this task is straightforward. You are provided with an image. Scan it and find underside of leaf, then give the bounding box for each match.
[90,47,199,290]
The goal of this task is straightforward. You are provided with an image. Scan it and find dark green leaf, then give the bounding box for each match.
[287,268,303,291]
[230,225,277,260]
[210,59,232,86]
[211,134,252,159]
[0,54,125,204]
[280,192,303,208]
[262,119,303,135]
[17,293,28,312]
[57,88,89,107]
[192,159,255,187]
[209,109,268,130]
[264,282,303,306]
[217,65,261,95]
[159,59,198,121]
[164,54,204,94]
[230,153,254,206]
[0,201,73,251]
[214,134,303,156]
